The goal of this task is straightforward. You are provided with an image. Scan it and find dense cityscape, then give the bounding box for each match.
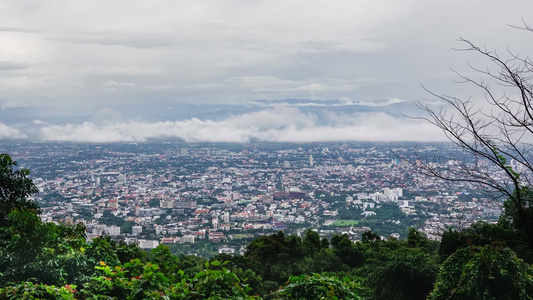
[1,141,504,257]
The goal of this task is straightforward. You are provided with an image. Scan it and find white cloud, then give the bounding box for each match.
[0,123,26,139]
[38,107,446,143]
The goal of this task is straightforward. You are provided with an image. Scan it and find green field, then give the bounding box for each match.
[232,234,253,239]
[331,220,359,226]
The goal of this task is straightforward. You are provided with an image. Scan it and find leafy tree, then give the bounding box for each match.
[149,244,179,280]
[0,209,87,286]
[176,254,207,277]
[80,260,258,299]
[429,245,533,300]
[84,236,121,268]
[120,221,134,234]
[361,230,381,242]
[365,249,439,300]
[0,154,39,226]
[311,249,349,273]
[438,221,532,262]
[276,273,364,300]
[302,230,321,257]
[320,237,330,249]
[0,282,77,299]
[406,227,439,253]
[331,234,364,268]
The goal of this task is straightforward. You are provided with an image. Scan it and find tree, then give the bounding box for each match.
[438,221,533,262]
[0,154,39,225]
[415,26,533,249]
[365,249,439,300]
[277,273,364,300]
[302,229,321,256]
[429,245,533,300]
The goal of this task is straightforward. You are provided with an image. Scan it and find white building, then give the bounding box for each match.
[118,173,126,185]
[105,225,121,236]
[132,225,143,235]
[139,239,159,249]
[160,199,174,209]
[181,235,195,243]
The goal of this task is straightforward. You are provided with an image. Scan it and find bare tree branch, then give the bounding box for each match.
[413,28,533,249]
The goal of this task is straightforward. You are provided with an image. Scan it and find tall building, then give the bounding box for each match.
[212,217,218,230]
[181,148,188,156]
[222,212,230,223]
[283,160,291,168]
[309,154,314,166]
[118,173,126,185]
[105,225,121,236]
[160,199,174,209]
[393,188,403,198]
[132,225,143,235]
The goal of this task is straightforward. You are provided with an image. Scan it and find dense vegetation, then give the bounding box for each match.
[1,153,533,299]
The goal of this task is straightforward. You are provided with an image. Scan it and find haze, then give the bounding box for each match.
[0,0,531,142]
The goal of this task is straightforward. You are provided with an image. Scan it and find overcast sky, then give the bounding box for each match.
[1,0,532,143]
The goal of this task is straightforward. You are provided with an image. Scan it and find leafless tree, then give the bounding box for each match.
[414,24,533,249]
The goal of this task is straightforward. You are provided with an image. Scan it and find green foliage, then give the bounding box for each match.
[438,221,532,262]
[115,240,148,265]
[302,230,321,257]
[332,234,364,268]
[100,210,125,227]
[0,282,77,299]
[0,209,87,286]
[0,154,39,226]
[80,260,258,299]
[276,273,364,300]
[85,236,121,268]
[364,249,439,300]
[310,249,349,273]
[361,230,381,243]
[357,203,420,237]
[186,260,256,299]
[429,245,533,300]
[149,245,179,280]
[499,187,533,251]
[406,227,438,253]
[244,231,304,283]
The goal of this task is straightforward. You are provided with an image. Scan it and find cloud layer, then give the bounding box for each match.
[37,106,446,143]
[0,1,531,142]
[1,1,531,111]
[0,123,26,139]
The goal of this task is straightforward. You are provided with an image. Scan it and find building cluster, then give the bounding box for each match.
[2,142,507,253]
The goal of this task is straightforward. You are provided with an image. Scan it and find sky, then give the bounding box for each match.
[1,0,532,143]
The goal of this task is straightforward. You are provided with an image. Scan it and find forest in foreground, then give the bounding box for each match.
[1,153,533,299]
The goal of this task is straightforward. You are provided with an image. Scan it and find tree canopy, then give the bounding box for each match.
[0,153,39,225]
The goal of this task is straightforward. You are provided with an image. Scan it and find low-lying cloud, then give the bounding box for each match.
[0,123,27,139]
[38,107,446,143]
